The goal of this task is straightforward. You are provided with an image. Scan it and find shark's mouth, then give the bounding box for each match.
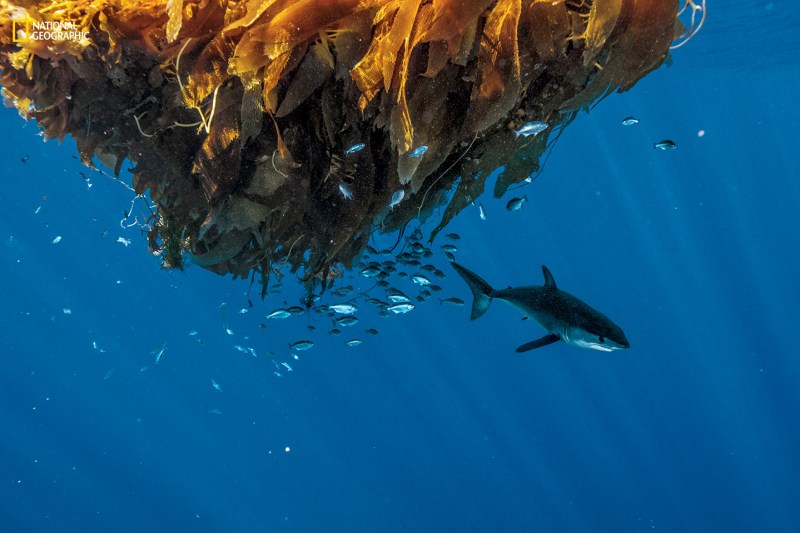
[563,334,621,352]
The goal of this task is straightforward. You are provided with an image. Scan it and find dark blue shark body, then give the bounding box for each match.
[451,262,630,352]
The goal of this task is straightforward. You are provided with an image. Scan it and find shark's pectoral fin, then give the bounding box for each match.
[515,334,560,353]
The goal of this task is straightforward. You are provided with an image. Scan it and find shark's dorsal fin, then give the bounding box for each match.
[542,265,557,289]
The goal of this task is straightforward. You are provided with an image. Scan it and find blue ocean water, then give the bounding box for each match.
[2,3,799,532]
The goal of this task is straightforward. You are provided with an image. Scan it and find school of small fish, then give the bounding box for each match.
[249,227,465,357]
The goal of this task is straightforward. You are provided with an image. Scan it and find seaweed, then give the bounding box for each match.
[0,0,679,295]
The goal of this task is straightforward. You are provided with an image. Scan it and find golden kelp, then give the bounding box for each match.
[0,0,679,293]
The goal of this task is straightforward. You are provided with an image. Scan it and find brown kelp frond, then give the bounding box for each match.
[0,0,681,291]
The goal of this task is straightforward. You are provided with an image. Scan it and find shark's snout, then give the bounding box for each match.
[605,324,630,350]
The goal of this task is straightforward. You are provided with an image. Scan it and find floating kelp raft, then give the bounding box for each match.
[0,0,682,293]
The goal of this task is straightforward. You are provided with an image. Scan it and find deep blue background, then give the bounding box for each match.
[2,3,799,531]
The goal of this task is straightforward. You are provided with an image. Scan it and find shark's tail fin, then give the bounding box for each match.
[451,262,495,320]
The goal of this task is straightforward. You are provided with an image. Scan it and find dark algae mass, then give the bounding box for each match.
[1,0,685,294]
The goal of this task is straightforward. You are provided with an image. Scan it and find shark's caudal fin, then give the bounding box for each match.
[451,262,495,320]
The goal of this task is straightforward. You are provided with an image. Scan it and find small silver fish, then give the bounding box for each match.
[338,183,353,200]
[621,117,639,126]
[345,143,365,154]
[387,303,415,314]
[329,303,358,314]
[332,288,352,297]
[514,120,548,139]
[506,195,528,212]
[478,202,487,221]
[360,266,382,277]
[290,340,314,351]
[346,339,362,347]
[388,294,411,304]
[408,145,429,158]
[439,297,465,306]
[266,309,291,319]
[389,190,405,209]
[411,274,431,286]
[654,140,677,151]
[151,343,167,364]
[336,315,359,327]
[440,244,457,253]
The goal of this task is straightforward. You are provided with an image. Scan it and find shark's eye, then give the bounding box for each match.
[599,336,605,344]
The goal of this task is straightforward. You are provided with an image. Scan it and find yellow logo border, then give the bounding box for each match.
[11,19,33,43]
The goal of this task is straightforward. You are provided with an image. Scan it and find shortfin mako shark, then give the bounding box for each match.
[451,262,630,353]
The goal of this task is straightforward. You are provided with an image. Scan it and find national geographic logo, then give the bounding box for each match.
[12,19,90,43]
